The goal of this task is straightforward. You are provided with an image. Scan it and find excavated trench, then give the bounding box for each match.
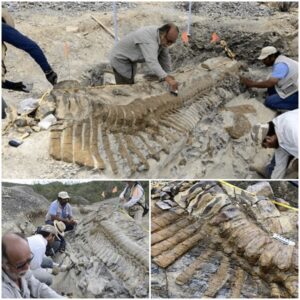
[41,16,298,179]
[151,181,298,298]
[42,55,277,179]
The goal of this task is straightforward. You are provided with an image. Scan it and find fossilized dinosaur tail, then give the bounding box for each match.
[48,58,240,176]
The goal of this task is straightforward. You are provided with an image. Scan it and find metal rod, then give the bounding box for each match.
[113,1,119,44]
[187,1,192,36]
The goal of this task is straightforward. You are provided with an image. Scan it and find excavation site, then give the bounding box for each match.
[151,180,298,298]
[2,2,298,179]
[2,182,149,298]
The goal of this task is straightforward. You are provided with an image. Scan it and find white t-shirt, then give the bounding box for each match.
[27,234,47,270]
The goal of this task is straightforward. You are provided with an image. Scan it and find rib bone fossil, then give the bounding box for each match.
[151,181,298,298]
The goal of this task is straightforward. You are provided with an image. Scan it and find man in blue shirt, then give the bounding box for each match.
[240,46,298,111]
[2,9,58,118]
[45,191,76,231]
[45,191,76,253]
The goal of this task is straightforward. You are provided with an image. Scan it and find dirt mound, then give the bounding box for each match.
[175,2,274,18]
[170,22,294,69]
[2,185,50,233]
[4,1,137,16]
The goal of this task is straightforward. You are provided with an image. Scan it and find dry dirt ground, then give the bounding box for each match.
[1,2,298,179]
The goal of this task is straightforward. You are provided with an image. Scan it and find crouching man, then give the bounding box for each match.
[251,109,298,178]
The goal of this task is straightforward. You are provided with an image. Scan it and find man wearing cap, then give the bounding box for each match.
[46,221,66,256]
[251,109,298,178]
[45,191,77,231]
[2,232,63,298]
[240,46,298,111]
[28,225,66,286]
[110,23,179,92]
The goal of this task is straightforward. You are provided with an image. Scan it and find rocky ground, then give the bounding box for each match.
[151,180,298,298]
[2,184,149,298]
[1,2,298,179]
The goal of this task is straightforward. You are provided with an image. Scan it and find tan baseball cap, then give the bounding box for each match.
[40,224,60,240]
[58,191,70,199]
[258,46,277,60]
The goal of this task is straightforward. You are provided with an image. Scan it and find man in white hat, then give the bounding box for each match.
[240,46,298,111]
[251,109,298,178]
[28,225,67,286]
[45,191,77,232]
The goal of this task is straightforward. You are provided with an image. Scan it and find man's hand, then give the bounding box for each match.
[165,75,178,91]
[239,76,255,88]
[45,70,58,85]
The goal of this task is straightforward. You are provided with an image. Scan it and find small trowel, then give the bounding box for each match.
[170,90,178,96]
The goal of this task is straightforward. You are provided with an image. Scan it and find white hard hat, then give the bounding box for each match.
[258,46,278,60]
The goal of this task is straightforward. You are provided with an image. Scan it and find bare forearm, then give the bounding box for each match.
[250,80,277,88]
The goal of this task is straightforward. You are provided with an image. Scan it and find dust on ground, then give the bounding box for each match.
[2,2,298,179]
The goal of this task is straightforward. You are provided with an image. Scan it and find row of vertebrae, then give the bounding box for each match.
[48,58,240,176]
[72,209,149,297]
[151,181,298,298]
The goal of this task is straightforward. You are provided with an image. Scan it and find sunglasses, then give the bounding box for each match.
[8,253,34,270]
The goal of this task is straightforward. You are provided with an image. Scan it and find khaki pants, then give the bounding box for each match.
[128,205,144,224]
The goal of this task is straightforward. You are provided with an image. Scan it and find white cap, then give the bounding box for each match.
[58,191,70,199]
[251,123,269,144]
[258,46,277,60]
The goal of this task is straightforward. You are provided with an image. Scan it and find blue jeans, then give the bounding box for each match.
[265,87,298,110]
[265,155,276,178]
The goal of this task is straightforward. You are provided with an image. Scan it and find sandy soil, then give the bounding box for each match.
[2,2,298,179]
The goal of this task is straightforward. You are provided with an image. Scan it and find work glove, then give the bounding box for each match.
[2,80,30,93]
[45,69,58,85]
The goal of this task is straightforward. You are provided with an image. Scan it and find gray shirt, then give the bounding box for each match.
[2,270,63,298]
[110,26,172,79]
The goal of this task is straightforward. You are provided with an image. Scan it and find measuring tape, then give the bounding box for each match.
[219,180,298,212]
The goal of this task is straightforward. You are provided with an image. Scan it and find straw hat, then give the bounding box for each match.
[40,224,60,240]
[54,220,66,236]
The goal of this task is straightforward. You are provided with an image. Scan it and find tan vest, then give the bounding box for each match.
[124,184,145,205]
[274,55,298,99]
[2,8,15,80]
